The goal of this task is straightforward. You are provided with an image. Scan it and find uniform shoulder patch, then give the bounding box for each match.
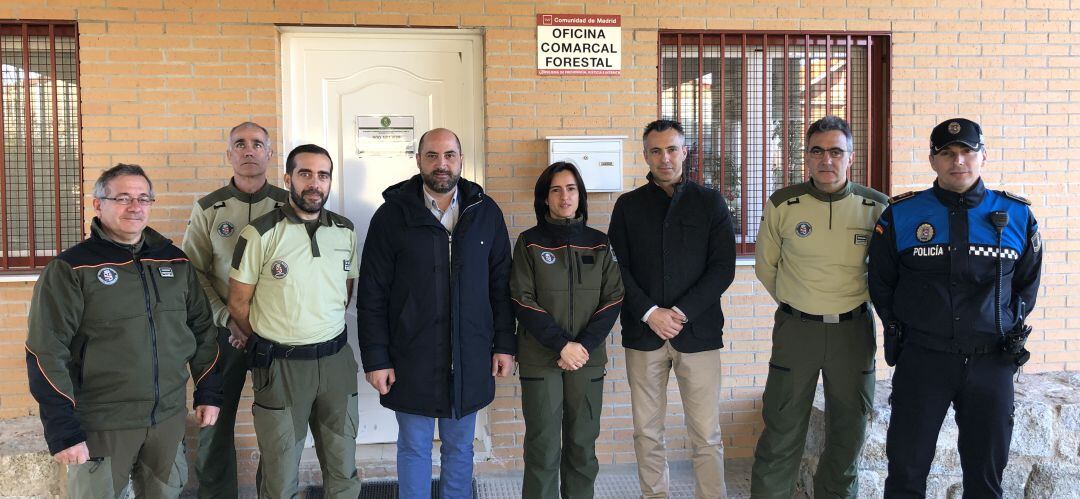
[889,191,916,204]
[1000,190,1031,205]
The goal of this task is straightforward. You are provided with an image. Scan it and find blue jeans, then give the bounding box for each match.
[396,411,478,499]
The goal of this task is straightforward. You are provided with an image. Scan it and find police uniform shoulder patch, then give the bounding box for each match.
[915,222,935,243]
[1000,190,1031,205]
[1032,231,1042,253]
[890,191,916,204]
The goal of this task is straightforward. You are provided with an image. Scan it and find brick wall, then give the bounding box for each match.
[1,0,1077,484]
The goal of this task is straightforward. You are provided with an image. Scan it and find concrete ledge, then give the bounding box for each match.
[799,371,1080,498]
[0,416,65,498]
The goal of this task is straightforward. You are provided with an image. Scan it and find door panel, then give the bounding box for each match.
[282,28,484,444]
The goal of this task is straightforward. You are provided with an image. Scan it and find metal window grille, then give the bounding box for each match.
[659,32,890,254]
[0,21,82,271]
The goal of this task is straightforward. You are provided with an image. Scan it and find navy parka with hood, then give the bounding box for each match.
[357,174,515,418]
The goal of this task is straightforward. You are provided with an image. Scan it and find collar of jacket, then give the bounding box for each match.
[383,174,485,228]
[226,177,277,203]
[277,201,332,227]
[805,178,853,202]
[89,217,171,253]
[540,213,585,240]
[644,171,688,200]
[932,177,986,208]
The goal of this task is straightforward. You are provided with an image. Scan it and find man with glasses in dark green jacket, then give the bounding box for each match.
[27,163,222,498]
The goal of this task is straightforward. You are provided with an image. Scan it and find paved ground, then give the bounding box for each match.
[235,458,763,498]
[344,458,755,498]
[474,458,754,498]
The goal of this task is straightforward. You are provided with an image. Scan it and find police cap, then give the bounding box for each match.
[930,118,984,155]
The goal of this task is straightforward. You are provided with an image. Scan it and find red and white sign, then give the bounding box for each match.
[537,14,621,76]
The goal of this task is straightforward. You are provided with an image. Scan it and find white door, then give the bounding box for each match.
[281,28,485,445]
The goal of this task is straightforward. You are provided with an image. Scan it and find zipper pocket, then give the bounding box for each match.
[148,265,162,303]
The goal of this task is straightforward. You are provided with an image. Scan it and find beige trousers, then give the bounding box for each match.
[625,344,727,499]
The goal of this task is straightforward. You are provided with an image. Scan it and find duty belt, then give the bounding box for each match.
[252,330,347,360]
[780,303,867,323]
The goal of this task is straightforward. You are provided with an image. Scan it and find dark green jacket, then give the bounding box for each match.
[511,215,624,367]
[26,220,222,454]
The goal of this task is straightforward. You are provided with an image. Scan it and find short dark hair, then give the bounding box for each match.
[93,163,154,199]
[417,128,462,154]
[285,144,333,175]
[805,115,853,151]
[229,121,269,141]
[534,162,589,224]
[642,119,685,143]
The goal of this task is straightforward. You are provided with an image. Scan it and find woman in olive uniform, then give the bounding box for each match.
[511,162,624,499]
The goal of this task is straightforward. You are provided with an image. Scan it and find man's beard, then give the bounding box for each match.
[421,168,460,194]
[291,186,328,214]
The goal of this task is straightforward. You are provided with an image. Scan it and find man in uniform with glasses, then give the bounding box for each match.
[27,164,222,498]
[751,116,889,498]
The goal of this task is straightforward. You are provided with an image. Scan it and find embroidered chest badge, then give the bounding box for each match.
[97,267,119,286]
[540,251,557,265]
[795,221,813,238]
[916,222,935,243]
[217,221,236,238]
[270,260,289,279]
[158,266,174,278]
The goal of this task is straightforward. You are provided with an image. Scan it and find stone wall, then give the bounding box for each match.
[800,371,1080,498]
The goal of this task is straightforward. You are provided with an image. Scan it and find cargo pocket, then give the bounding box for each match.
[859,367,876,415]
[68,457,115,499]
[762,363,793,415]
[584,367,606,422]
[519,375,550,423]
[252,363,292,462]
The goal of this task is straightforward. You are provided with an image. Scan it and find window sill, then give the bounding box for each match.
[0,273,40,283]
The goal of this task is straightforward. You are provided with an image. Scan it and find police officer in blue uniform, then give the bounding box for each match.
[868,118,1042,498]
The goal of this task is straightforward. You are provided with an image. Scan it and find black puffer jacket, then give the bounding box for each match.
[357,175,515,418]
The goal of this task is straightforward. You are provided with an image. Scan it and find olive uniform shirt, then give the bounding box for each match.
[755,179,888,314]
[182,179,288,327]
[230,204,359,345]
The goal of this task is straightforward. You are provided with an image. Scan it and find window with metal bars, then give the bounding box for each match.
[0,21,82,271]
[659,32,890,255]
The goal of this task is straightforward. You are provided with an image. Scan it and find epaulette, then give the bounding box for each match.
[999,190,1031,205]
[889,191,916,204]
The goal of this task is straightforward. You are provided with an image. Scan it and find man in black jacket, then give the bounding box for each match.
[608,119,737,499]
[357,128,516,499]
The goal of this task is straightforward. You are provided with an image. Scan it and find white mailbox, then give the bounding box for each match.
[546,136,625,192]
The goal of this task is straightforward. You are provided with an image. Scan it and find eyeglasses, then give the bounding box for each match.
[100,195,155,206]
[807,147,850,159]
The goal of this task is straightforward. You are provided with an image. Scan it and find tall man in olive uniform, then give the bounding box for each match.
[228,144,361,498]
[183,121,287,497]
[27,164,222,498]
[751,116,888,498]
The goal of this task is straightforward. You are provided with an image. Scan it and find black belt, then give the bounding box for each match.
[780,303,867,323]
[252,330,347,360]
